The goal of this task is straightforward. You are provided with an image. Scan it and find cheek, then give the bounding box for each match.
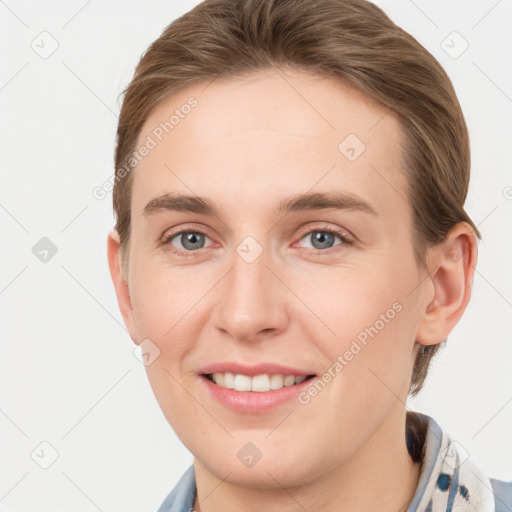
[303,257,418,391]
[296,261,406,338]
[129,255,207,345]
[299,274,415,456]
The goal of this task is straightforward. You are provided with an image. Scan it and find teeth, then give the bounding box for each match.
[251,374,270,392]
[270,374,283,390]
[284,375,295,386]
[223,372,235,389]
[234,374,252,391]
[210,372,309,392]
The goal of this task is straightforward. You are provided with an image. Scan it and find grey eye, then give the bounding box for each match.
[301,231,340,250]
[175,232,206,251]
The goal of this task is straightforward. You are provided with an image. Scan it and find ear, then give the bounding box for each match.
[416,222,478,346]
[107,229,139,345]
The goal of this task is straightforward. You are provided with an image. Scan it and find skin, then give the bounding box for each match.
[108,67,477,512]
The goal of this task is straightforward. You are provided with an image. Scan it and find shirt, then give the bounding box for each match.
[156,412,512,512]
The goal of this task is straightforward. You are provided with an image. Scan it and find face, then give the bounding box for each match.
[114,68,431,488]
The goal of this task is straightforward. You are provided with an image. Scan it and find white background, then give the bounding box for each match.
[1,0,511,510]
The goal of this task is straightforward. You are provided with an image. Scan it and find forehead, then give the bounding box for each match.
[131,68,409,223]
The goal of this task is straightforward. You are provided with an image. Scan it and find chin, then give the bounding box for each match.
[196,447,321,490]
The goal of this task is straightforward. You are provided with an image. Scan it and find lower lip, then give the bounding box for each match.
[200,375,316,413]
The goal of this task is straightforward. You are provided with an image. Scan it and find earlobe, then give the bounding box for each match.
[107,230,139,345]
[416,223,478,347]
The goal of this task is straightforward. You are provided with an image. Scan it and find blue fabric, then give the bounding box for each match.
[157,465,196,512]
[406,412,443,510]
[157,413,511,512]
[491,479,512,512]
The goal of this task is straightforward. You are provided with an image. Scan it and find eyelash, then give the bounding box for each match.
[161,224,353,258]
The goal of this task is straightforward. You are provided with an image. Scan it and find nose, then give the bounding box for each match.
[210,245,290,343]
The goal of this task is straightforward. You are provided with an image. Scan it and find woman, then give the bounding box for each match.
[107,0,511,510]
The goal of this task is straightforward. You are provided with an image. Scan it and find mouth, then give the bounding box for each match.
[202,372,317,392]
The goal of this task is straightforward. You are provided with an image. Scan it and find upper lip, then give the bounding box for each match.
[199,362,315,377]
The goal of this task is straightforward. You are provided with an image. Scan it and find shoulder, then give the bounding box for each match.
[156,465,196,512]
[490,478,512,512]
[406,411,511,512]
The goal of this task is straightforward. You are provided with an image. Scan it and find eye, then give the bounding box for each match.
[296,225,353,252]
[161,224,353,257]
[163,229,213,256]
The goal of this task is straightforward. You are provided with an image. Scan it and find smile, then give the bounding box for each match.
[200,371,318,413]
[205,372,315,392]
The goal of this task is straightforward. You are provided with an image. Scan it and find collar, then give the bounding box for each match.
[406,411,497,511]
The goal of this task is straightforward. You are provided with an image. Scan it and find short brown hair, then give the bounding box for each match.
[112,0,481,396]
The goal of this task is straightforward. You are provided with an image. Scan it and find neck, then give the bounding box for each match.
[193,404,421,512]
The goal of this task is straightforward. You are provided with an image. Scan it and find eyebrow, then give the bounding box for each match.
[142,191,378,218]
